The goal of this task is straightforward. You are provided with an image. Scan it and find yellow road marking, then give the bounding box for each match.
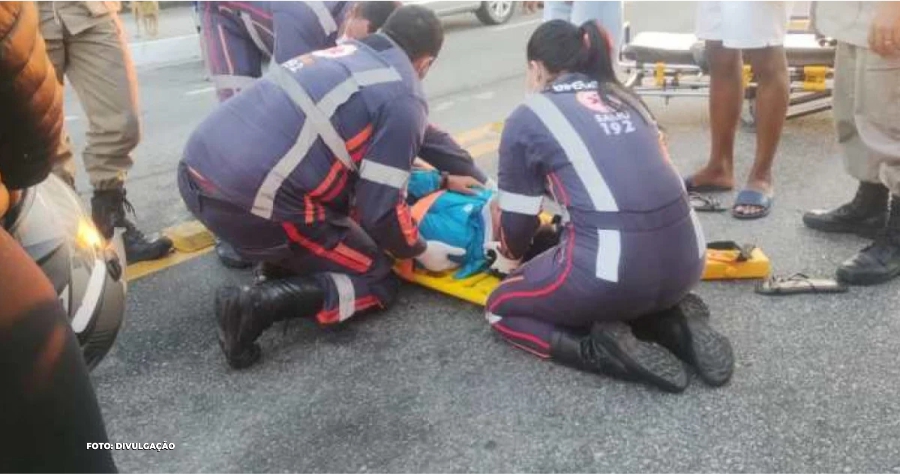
[127,247,215,281]
[469,140,501,160]
[126,121,504,282]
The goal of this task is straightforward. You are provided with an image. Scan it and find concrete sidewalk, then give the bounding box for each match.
[120,4,202,68]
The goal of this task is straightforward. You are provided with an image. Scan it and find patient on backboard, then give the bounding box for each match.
[406,161,558,278]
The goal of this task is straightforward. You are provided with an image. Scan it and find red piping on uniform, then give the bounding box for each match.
[227,2,272,20]
[321,170,349,203]
[492,322,551,350]
[505,340,551,359]
[488,225,575,311]
[310,162,343,198]
[549,172,570,206]
[282,223,370,273]
[316,295,380,325]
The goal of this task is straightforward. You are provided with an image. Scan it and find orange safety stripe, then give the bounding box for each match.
[316,295,380,325]
[321,170,349,203]
[304,196,314,224]
[410,190,445,224]
[346,124,373,152]
[310,162,343,198]
[396,202,419,247]
[282,223,371,274]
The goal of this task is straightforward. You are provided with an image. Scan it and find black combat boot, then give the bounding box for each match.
[215,238,253,269]
[215,276,325,369]
[803,181,888,239]
[630,293,734,387]
[91,189,173,263]
[252,261,295,284]
[836,194,900,286]
[549,321,689,393]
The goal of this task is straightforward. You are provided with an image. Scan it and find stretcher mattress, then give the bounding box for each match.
[623,32,835,68]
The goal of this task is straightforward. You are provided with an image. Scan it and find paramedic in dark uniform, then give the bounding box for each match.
[180,6,465,369]
[484,20,735,393]
[202,1,488,268]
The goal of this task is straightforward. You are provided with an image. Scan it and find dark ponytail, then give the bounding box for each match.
[526,20,656,125]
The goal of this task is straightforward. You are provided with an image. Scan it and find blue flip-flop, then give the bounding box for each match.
[684,175,733,193]
[732,189,774,220]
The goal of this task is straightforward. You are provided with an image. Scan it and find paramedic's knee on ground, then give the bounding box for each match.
[482,19,734,393]
[180,6,453,369]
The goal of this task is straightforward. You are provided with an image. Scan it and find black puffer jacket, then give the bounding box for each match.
[0,2,63,190]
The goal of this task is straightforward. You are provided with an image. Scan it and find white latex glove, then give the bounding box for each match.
[416,240,466,272]
[484,241,521,276]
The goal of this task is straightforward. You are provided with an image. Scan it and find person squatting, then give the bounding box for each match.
[180,5,736,393]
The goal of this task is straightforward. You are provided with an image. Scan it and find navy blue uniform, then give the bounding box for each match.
[200,1,487,182]
[485,74,707,356]
[181,34,432,324]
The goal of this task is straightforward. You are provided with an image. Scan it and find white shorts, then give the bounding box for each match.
[695,1,792,49]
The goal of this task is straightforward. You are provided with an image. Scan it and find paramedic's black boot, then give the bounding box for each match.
[215,277,324,369]
[92,188,173,263]
[549,321,688,393]
[836,194,900,286]
[631,293,734,387]
[803,181,888,239]
[216,239,253,269]
[253,262,294,284]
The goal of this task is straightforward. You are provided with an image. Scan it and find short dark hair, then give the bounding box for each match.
[357,1,401,33]
[381,5,443,61]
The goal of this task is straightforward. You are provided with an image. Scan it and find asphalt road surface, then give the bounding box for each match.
[58,3,900,472]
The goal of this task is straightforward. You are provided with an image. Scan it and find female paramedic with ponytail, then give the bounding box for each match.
[484,20,735,393]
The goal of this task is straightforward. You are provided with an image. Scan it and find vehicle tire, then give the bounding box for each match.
[476,1,515,25]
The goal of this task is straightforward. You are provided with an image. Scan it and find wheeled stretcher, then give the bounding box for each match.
[619,20,836,127]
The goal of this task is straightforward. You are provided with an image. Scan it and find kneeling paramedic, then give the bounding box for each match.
[484,20,735,393]
[180,6,465,369]
[202,1,490,268]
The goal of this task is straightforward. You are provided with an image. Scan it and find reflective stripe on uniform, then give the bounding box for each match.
[211,74,258,92]
[269,65,356,171]
[524,94,619,212]
[251,64,402,219]
[359,160,410,189]
[328,273,356,322]
[238,11,272,57]
[689,209,706,259]
[498,190,542,215]
[306,1,338,35]
[595,229,621,282]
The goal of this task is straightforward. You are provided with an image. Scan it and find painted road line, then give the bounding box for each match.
[126,121,503,282]
[127,247,215,281]
[490,18,540,33]
[469,140,501,160]
[186,86,216,96]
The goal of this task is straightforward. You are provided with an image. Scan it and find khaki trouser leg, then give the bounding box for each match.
[40,13,79,186]
[64,14,141,191]
[854,47,900,196]
[833,43,881,185]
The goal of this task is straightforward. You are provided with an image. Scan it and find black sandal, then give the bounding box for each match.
[755,273,848,296]
[690,193,726,213]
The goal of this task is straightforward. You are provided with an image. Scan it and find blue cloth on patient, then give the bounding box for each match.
[408,169,494,279]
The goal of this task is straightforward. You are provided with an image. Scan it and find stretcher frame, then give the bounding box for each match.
[618,17,835,127]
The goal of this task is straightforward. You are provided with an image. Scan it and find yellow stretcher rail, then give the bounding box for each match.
[394,239,771,307]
